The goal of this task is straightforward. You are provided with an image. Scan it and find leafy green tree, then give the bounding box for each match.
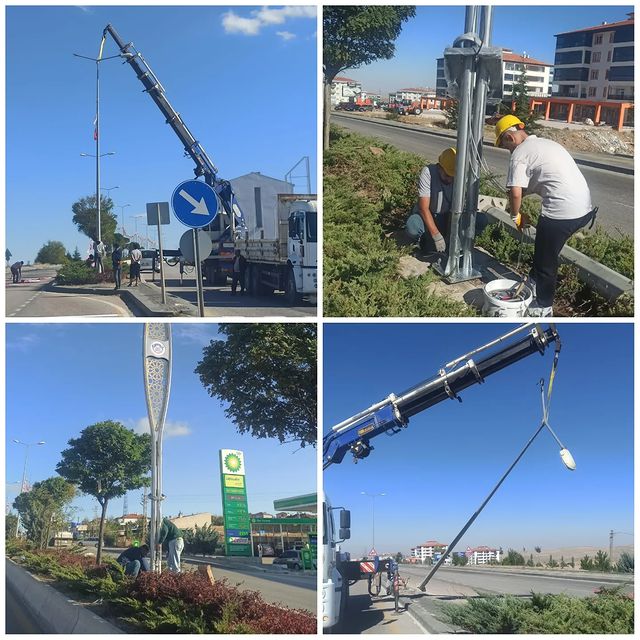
[453,553,468,566]
[593,550,611,572]
[502,549,525,566]
[71,195,118,246]
[570,556,575,568]
[183,524,220,556]
[35,241,69,265]
[323,6,415,149]
[196,324,317,447]
[534,546,542,553]
[560,556,566,568]
[211,515,224,526]
[616,552,634,574]
[6,513,18,540]
[395,552,404,563]
[72,246,82,261]
[580,555,594,570]
[56,421,151,564]
[509,68,540,133]
[13,477,75,548]
[526,554,534,567]
[548,555,559,568]
[444,99,458,130]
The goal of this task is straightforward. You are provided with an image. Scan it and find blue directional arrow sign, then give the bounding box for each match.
[171,179,220,229]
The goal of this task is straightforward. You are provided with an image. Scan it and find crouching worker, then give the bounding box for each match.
[117,543,150,578]
[406,147,487,255]
[495,115,597,317]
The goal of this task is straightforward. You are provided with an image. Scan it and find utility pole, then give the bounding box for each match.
[141,491,148,542]
[143,324,172,573]
[434,5,502,283]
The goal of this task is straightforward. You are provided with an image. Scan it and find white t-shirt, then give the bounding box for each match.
[417,165,453,215]
[506,135,592,220]
[131,248,142,262]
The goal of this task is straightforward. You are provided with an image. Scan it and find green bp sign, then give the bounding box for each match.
[219,449,251,556]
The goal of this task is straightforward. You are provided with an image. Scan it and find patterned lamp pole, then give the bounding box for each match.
[143,323,172,573]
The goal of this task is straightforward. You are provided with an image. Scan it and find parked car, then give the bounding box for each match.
[273,549,316,570]
[77,537,100,547]
[140,249,160,273]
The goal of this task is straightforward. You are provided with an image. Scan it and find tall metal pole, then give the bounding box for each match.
[305,155,311,194]
[13,441,45,537]
[156,206,167,304]
[95,58,102,272]
[143,324,172,573]
[193,229,205,317]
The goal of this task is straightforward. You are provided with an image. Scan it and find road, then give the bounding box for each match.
[338,579,424,634]
[5,585,45,633]
[400,564,634,598]
[102,549,315,612]
[141,263,316,317]
[333,114,634,236]
[6,265,133,318]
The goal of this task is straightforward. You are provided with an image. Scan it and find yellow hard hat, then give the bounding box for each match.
[495,114,525,145]
[438,147,457,177]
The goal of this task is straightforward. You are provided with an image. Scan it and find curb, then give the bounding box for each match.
[480,205,634,300]
[333,113,634,175]
[6,558,123,634]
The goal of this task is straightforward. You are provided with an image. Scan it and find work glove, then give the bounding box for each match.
[514,212,529,230]
[432,232,446,253]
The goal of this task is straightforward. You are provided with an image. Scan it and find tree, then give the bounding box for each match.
[195,324,316,447]
[13,477,75,548]
[395,552,404,563]
[526,554,534,567]
[502,549,525,566]
[593,550,611,572]
[72,247,82,261]
[534,546,542,553]
[323,6,415,149]
[71,195,118,246]
[453,553,468,566]
[444,99,459,130]
[6,513,18,540]
[616,552,634,574]
[35,241,69,265]
[211,515,224,526]
[548,555,558,568]
[56,421,151,564]
[509,68,540,133]
[580,555,594,570]
[183,524,220,556]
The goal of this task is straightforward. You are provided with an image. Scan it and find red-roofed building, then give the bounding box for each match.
[466,545,501,565]
[501,49,554,97]
[411,540,447,563]
[330,76,362,106]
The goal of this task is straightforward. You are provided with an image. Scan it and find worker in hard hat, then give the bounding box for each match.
[405,147,456,254]
[495,114,597,317]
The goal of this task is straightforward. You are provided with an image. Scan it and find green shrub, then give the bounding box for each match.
[56,261,99,285]
[440,590,634,634]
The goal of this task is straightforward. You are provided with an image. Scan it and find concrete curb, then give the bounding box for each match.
[48,282,196,317]
[6,558,123,634]
[478,202,634,300]
[333,113,634,175]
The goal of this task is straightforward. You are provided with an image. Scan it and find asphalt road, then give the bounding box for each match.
[333,114,634,236]
[6,265,133,318]
[400,564,634,598]
[338,579,424,634]
[5,585,45,633]
[141,263,316,317]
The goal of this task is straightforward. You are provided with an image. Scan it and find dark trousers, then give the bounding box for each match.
[11,268,20,283]
[231,272,245,294]
[113,266,122,289]
[532,211,594,306]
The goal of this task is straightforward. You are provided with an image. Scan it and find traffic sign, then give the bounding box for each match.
[146,202,170,226]
[179,230,213,263]
[368,548,378,558]
[171,179,220,228]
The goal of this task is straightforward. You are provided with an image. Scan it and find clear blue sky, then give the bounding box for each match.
[323,323,633,557]
[6,324,316,523]
[339,5,633,95]
[6,6,317,262]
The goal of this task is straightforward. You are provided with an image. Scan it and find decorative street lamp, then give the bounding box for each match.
[143,324,172,573]
[13,439,46,537]
[361,491,385,554]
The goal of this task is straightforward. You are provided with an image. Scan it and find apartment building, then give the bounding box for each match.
[411,540,447,562]
[553,13,634,101]
[466,545,501,565]
[330,76,362,105]
[390,87,435,103]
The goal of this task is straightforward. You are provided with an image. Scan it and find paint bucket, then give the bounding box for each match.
[482,279,533,317]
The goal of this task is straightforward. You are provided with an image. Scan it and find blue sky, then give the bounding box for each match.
[6,6,317,262]
[323,323,633,557]
[337,5,633,95]
[6,323,316,523]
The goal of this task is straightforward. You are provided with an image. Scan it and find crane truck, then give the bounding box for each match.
[102,25,317,301]
[322,323,561,632]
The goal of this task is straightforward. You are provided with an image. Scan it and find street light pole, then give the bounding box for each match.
[118,204,131,237]
[13,440,46,537]
[361,492,385,553]
[143,324,172,574]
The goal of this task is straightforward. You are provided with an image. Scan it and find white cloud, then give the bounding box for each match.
[222,11,262,36]
[277,31,297,41]
[173,325,218,347]
[6,333,40,351]
[223,5,315,37]
[76,6,93,13]
[129,417,192,438]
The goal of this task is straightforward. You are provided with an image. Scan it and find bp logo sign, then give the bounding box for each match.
[221,449,245,475]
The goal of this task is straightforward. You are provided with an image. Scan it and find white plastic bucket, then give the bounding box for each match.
[482,279,533,317]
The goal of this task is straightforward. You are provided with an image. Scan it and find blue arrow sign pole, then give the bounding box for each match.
[193,229,205,317]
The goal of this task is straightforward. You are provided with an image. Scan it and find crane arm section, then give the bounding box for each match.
[323,324,560,469]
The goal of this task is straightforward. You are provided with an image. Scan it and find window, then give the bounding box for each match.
[594,33,603,45]
[603,87,607,98]
[590,69,599,80]
[588,87,596,97]
[504,73,514,81]
[605,69,609,80]
[609,32,615,43]
[592,52,601,63]
[613,46,633,62]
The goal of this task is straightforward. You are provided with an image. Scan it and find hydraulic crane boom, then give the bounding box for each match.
[102,24,245,231]
[323,324,560,469]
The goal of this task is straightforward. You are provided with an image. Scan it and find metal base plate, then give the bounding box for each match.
[443,268,482,284]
